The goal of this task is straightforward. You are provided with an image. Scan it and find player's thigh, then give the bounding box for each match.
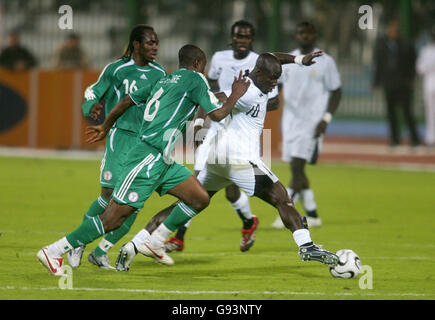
[100,129,139,189]
[255,180,290,208]
[112,143,163,210]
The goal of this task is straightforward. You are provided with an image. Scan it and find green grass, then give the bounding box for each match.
[0,156,434,300]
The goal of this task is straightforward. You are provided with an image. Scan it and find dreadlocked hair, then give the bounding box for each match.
[122,24,154,58]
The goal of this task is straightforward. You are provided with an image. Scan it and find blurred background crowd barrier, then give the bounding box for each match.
[0,0,434,152]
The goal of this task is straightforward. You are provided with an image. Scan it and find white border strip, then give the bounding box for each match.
[0,286,430,297]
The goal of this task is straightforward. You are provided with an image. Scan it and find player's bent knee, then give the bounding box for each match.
[188,192,210,212]
[225,184,240,203]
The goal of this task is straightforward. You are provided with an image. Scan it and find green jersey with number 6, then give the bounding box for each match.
[82,57,166,133]
[129,68,223,159]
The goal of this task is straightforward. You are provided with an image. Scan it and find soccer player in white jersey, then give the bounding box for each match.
[117,52,340,270]
[165,20,279,253]
[271,22,342,229]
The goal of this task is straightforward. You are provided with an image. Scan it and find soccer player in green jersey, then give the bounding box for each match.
[67,25,166,269]
[37,44,251,274]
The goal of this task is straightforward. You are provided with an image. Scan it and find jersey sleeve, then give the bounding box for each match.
[129,85,154,106]
[207,53,221,80]
[324,56,341,91]
[81,62,115,117]
[191,73,223,114]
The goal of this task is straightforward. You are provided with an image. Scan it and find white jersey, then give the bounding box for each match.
[206,79,273,163]
[279,48,341,133]
[416,43,435,93]
[194,49,277,171]
[197,80,279,196]
[208,50,259,90]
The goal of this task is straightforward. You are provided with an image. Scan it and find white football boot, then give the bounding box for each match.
[37,247,64,276]
[87,250,115,270]
[115,241,137,272]
[67,245,85,268]
[137,238,174,266]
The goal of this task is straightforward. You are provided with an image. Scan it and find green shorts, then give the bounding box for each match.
[100,128,140,188]
[112,141,193,209]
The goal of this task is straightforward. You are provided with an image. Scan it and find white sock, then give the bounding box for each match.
[286,187,300,204]
[97,238,114,254]
[292,229,312,247]
[150,223,172,247]
[301,189,317,211]
[47,237,74,257]
[131,229,150,248]
[230,191,253,220]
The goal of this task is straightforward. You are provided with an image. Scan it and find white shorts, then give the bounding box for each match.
[194,141,210,172]
[281,135,323,164]
[193,123,220,172]
[197,159,279,196]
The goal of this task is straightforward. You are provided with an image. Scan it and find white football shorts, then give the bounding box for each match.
[281,134,323,164]
[197,159,279,196]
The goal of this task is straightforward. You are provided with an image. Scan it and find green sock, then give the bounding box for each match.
[82,196,109,223]
[66,216,105,248]
[163,202,198,231]
[93,211,138,257]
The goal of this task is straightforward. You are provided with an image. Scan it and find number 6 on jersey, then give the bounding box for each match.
[144,87,163,121]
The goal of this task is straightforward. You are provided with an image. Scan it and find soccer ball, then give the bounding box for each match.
[329,249,362,279]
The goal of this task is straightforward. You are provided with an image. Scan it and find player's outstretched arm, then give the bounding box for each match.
[270,51,323,66]
[86,95,135,143]
[208,70,250,121]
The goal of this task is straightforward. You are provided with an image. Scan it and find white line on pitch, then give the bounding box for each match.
[0,286,431,297]
[14,251,435,262]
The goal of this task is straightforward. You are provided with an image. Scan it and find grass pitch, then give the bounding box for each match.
[0,156,434,300]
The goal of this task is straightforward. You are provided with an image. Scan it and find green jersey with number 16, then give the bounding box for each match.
[129,68,223,159]
[82,57,166,133]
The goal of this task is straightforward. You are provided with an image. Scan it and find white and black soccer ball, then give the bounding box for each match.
[329,249,362,279]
